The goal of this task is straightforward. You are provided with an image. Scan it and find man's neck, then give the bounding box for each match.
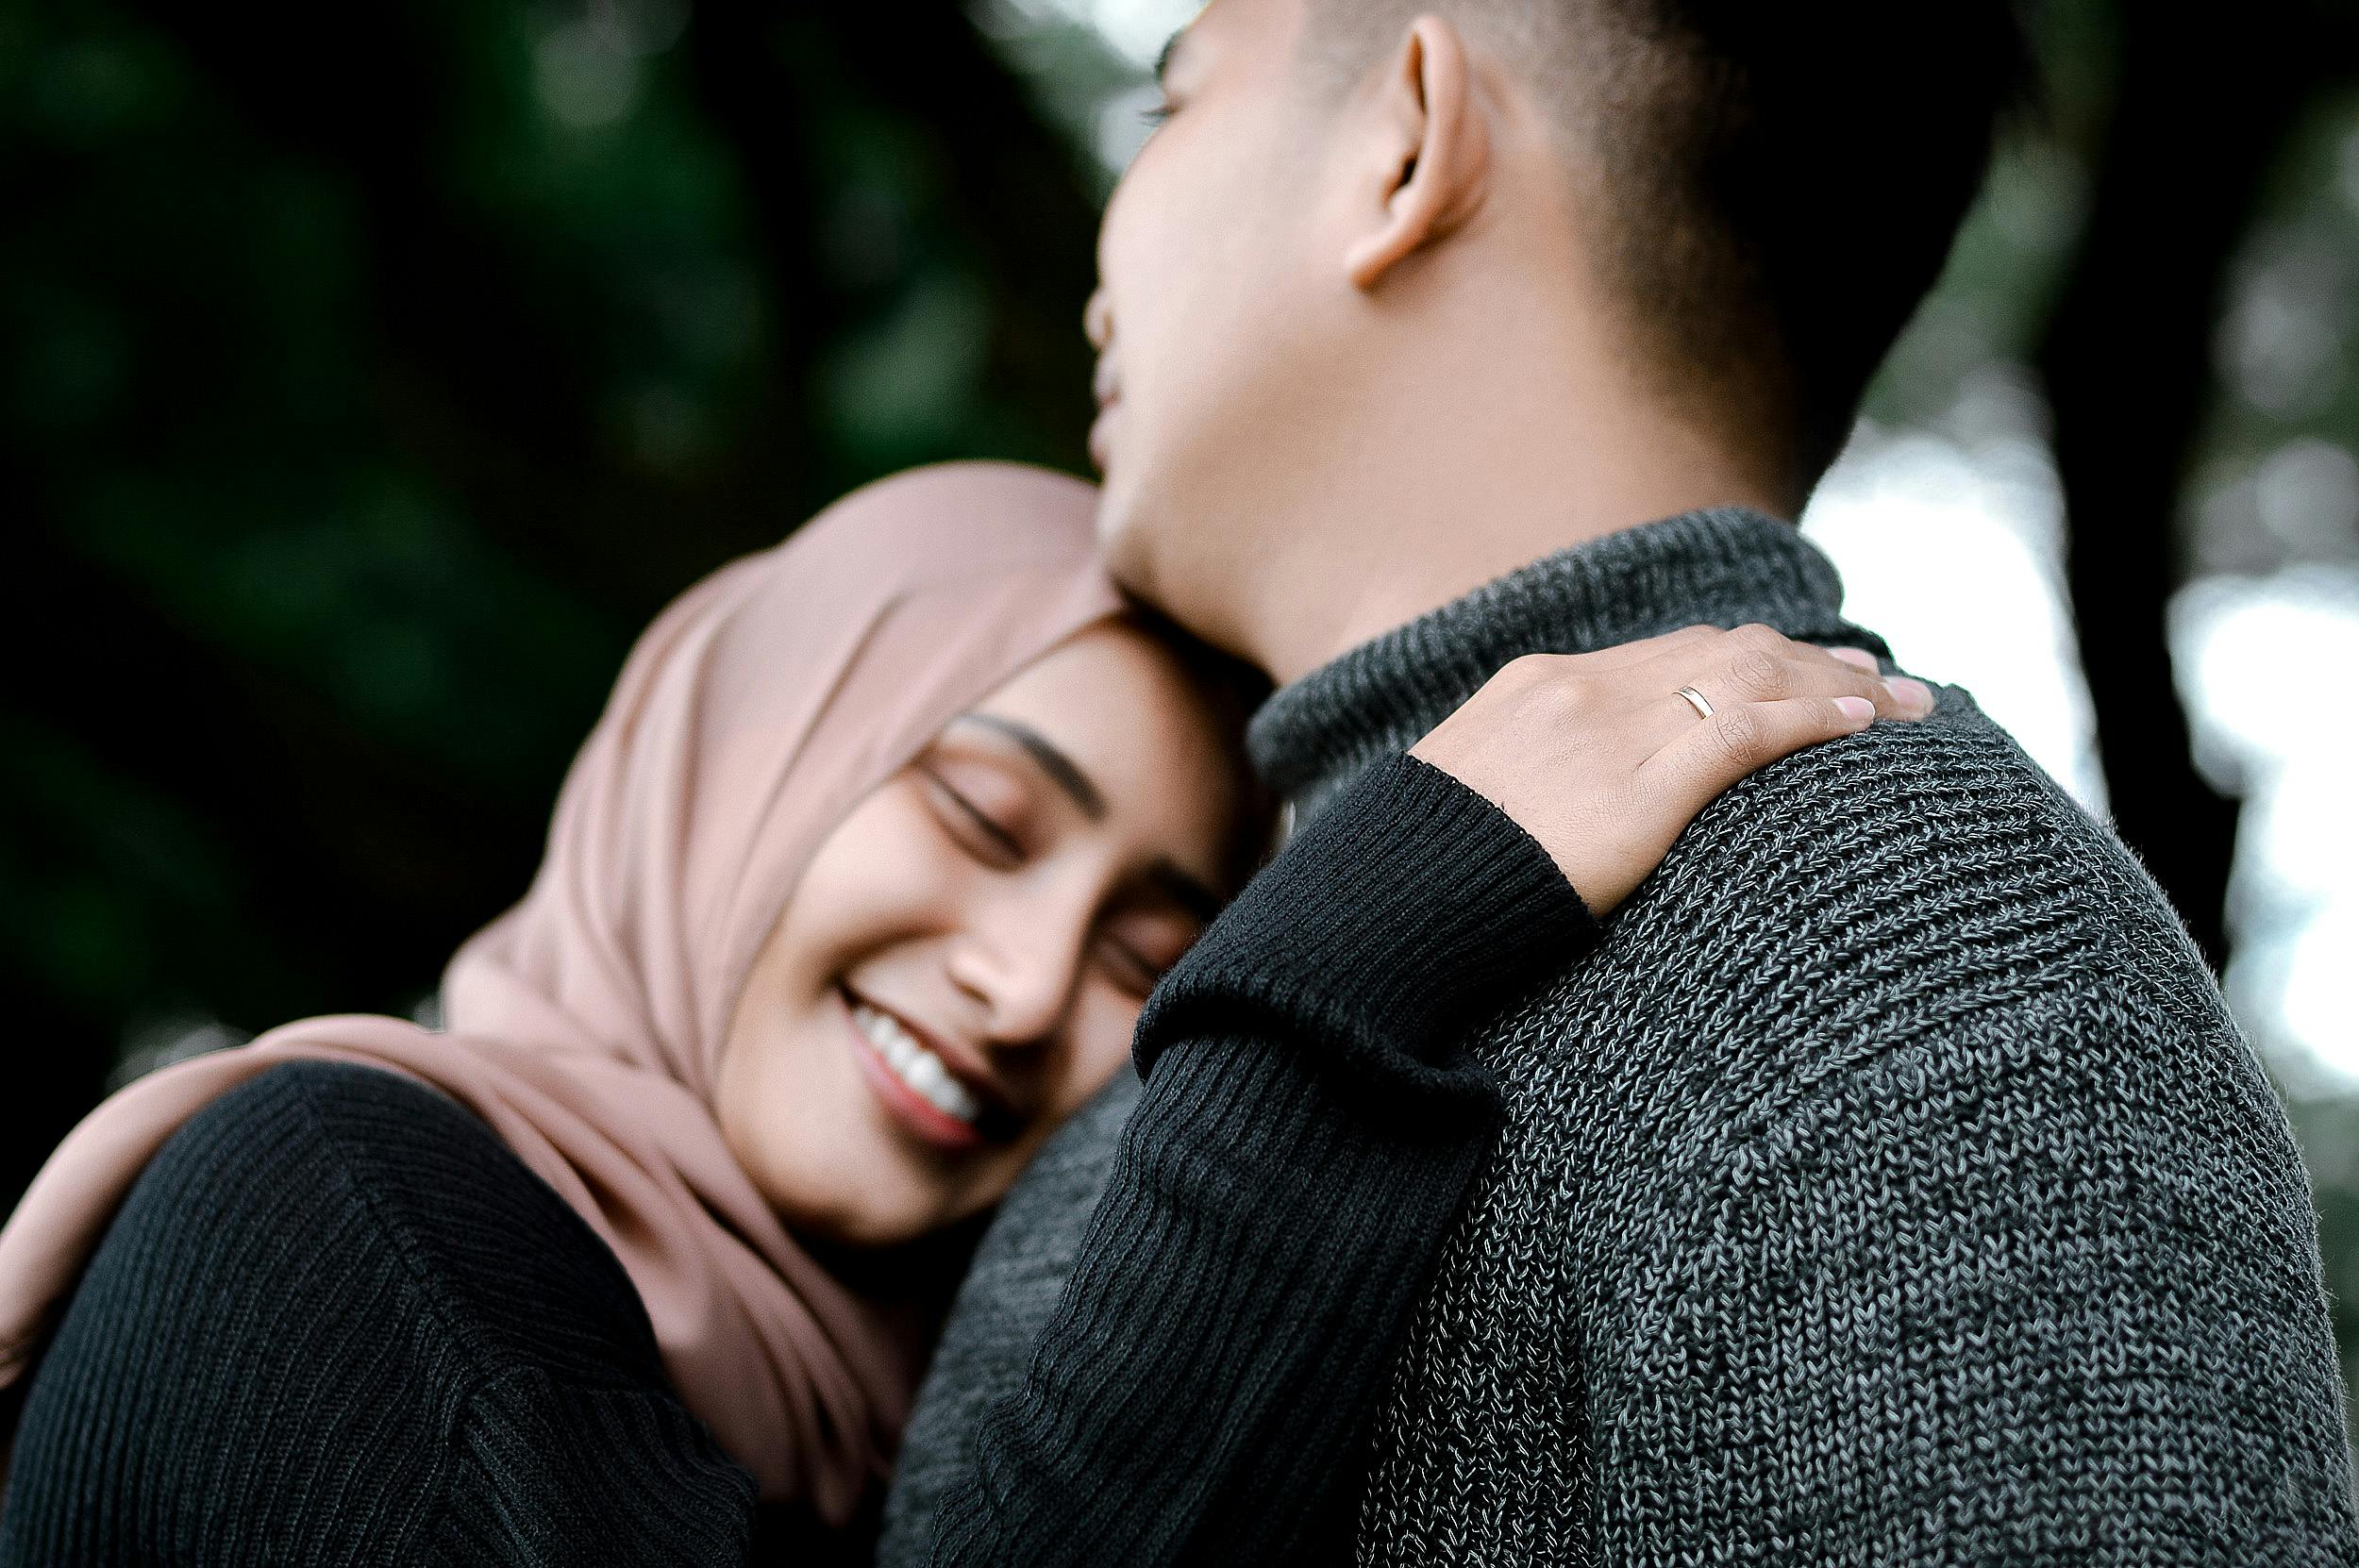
[1243,504,1878,818]
[1193,325,1790,684]
[1237,452,1787,688]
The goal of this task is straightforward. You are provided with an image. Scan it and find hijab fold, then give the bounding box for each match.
[0,462,1124,1518]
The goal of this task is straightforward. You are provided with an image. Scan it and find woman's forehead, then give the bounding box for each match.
[951,626,1239,876]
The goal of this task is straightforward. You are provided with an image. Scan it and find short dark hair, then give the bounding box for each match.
[1306,0,2038,501]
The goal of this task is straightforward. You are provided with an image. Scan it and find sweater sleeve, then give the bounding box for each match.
[0,1061,761,1567]
[923,753,1598,1566]
[435,1371,756,1566]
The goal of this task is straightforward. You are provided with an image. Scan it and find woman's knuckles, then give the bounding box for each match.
[1708,706,1768,770]
[1722,646,1791,703]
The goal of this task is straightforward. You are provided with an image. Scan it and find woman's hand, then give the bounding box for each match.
[1409,625,1932,914]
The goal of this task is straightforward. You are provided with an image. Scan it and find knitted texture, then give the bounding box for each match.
[892,507,2359,1565]
[877,1071,1144,1556]
[906,755,1597,1565]
[0,1061,755,1566]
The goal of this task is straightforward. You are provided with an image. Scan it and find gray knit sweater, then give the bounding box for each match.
[882,507,2359,1564]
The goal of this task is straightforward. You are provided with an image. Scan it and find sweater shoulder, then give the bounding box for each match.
[182,1060,666,1391]
[1614,686,2224,1029]
[2,1061,690,1563]
[1497,686,2290,1205]
[1495,700,2356,1551]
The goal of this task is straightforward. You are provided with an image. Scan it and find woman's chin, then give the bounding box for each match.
[758,1147,968,1251]
[717,1019,975,1247]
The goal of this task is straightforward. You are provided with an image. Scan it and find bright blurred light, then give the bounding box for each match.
[2201,438,2359,565]
[1069,0,1197,66]
[985,0,1199,68]
[1802,372,2108,812]
[2177,565,2359,1087]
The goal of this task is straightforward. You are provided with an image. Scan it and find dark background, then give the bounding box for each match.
[7,0,2358,1435]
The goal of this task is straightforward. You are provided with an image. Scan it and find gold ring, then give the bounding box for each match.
[1676,685,1715,720]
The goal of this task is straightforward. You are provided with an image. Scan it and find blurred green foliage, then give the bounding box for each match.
[0,0,1108,1197]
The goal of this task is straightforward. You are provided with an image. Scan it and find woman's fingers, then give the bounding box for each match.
[1640,692,1882,810]
[1650,626,1930,729]
[1408,622,1938,917]
[1612,627,1926,755]
[1632,626,1936,812]
[1535,628,1887,692]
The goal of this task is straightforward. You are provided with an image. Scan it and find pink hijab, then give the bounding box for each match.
[0,462,1123,1521]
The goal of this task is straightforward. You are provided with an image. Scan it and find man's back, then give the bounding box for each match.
[882,509,2357,1564]
[1347,685,2353,1561]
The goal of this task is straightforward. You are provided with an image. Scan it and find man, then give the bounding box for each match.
[882,0,2359,1561]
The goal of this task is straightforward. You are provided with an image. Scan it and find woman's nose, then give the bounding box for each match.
[946,907,1086,1048]
[1082,288,1113,354]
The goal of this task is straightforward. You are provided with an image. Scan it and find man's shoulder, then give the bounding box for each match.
[1471,680,2304,1282]
[1703,681,2107,881]
[1623,682,2210,1002]
[1491,682,2264,1165]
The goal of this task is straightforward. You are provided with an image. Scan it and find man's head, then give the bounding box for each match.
[1085,0,2032,673]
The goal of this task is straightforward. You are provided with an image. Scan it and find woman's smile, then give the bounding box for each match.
[717,621,1241,1247]
[839,986,1013,1153]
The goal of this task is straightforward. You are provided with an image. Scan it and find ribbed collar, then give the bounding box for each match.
[1246,506,1887,815]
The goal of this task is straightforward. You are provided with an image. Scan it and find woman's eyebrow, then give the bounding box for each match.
[947,713,1225,917]
[953,712,1107,820]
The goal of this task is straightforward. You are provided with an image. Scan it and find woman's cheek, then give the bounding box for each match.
[1062,993,1145,1112]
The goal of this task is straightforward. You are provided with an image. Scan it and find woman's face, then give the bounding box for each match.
[716,621,1244,1248]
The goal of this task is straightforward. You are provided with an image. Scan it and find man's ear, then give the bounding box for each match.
[1344,15,1491,292]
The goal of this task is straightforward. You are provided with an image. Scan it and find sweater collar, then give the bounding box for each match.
[1246,505,1887,815]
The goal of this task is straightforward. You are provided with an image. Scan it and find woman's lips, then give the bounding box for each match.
[840,990,984,1152]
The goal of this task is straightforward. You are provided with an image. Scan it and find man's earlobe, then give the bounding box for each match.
[1344,15,1490,292]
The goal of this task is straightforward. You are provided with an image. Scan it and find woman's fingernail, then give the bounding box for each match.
[1885,676,1934,712]
[1826,646,1879,671]
[1834,695,1877,725]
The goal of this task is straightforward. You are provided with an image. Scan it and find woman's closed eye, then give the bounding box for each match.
[1098,908,1197,1000]
[921,762,1028,867]
[1096,933,1163,997]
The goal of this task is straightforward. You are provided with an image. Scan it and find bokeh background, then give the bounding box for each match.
[7,0,2358,1434]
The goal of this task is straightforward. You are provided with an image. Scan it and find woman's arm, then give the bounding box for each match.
[926,753,1589,1566]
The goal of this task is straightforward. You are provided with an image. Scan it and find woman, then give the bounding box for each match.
[0,463,1920,1563]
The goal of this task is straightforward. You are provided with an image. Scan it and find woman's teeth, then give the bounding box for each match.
[850,999,983,1126]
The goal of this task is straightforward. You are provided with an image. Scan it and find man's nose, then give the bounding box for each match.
[1082,288,1113,354]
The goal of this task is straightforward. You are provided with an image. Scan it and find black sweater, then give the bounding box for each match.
[0,756,1593,1565]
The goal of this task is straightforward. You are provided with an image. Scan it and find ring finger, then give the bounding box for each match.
[1643,638,1928,748]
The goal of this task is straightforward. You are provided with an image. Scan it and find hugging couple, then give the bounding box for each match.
[3,1,2354,1563]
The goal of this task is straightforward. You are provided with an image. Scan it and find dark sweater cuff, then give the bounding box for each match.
[1135,753,1598,1083]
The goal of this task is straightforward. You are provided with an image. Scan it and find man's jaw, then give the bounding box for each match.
[1088,356,1122,475]
[1087,397,1120,475]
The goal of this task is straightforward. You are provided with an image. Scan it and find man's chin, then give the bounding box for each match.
[1091,473,1158,596]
